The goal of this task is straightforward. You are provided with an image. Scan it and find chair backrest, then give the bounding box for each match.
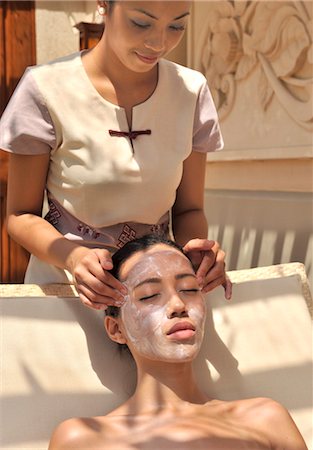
[0,263,312,449]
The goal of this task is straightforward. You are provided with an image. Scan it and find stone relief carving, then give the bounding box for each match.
[200,1,313,130]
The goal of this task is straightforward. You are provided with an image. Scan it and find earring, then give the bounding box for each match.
[98,5,106,16]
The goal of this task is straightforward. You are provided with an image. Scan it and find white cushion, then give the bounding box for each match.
[0,263,311,449]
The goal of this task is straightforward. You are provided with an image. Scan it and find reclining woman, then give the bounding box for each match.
[49,235,307,450]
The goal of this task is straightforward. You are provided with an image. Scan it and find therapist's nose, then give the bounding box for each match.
[144,29,166,53]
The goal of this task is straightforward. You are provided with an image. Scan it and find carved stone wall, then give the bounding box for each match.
[188,1,312,286]
[189,1,313,156]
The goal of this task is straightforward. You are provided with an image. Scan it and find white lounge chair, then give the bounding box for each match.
[0,262,311,449]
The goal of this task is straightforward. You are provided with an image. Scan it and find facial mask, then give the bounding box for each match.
[120,248,206,362]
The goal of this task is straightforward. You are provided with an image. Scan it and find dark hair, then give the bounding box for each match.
[106,234,186,318]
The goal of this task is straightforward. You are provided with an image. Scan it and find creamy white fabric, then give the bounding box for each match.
[1,267,311,449]
[0,53,223,283]
[0,53,222,227]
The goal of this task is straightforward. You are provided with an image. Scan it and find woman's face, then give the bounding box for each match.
[104,1,191,73]
[117,243,206,363]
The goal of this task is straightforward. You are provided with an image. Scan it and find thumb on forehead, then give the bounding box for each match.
[183,239,215,253]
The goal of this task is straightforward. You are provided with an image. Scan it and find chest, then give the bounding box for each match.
[49,99,192,188]
[94,83,157,130]
[103,413,272,450]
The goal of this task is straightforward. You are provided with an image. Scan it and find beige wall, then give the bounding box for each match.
[188,1,313,287]
[35,1,96,64]
[35,1,313,287]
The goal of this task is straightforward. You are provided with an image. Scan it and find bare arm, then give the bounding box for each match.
[7,153,80,269]
[172,151,231,298]
[6,153,126,308]
[172,151,208,245]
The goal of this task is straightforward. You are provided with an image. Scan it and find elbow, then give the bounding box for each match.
[6,213,19,241]
[6,213,15,238]
[5,211,31,242]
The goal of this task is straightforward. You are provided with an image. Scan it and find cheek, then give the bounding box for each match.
[118,19,142,47]
[121,299,141,340]
[121,300,167,344]
[188,298,206,333]
[166,32,184,51]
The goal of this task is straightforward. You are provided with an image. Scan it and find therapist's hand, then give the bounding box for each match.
[69,247,128,310]
[183,239,232,300]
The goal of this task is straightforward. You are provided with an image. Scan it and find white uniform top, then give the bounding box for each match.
[0,52,223,283]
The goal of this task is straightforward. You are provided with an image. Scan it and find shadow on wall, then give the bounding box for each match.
[205,190,313,287]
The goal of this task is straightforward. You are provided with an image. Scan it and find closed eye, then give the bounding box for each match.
[180,289,200,294]
[139,293,160,301]
[169,24,186,31]
[131,19,150,29]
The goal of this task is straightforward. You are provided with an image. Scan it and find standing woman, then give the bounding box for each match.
[0,1,231,310]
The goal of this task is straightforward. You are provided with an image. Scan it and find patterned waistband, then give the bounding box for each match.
[45,197,170,252]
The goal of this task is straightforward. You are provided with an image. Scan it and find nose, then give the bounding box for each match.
[144,28,166,52]
[166,291,188,319]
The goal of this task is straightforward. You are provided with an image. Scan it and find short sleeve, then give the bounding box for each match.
[0,68,56,155]
[192,81,224,153]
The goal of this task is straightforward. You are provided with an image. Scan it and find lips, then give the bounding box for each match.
[166,321,196,340]
[135,52,160,64]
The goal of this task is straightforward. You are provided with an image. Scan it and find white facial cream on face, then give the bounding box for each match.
[120,247,206,362]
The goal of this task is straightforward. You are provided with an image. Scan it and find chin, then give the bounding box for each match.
[133,63,157,74]
[144,345,201,364]
[168,346,200,362]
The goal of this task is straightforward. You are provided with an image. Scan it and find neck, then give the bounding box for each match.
[127,361,210,414]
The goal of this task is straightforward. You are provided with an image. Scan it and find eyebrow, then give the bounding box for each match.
[132,8,190,21]
[134,273,196,290]
[176,273,196,281]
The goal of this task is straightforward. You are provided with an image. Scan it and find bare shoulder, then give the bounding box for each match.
[48,416,110,450]
[233,397,293,424]
[233,397,308,450]
[232,397,286,417]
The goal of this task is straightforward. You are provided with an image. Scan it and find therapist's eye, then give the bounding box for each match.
[169,23,186,32]
[131,19,150,29]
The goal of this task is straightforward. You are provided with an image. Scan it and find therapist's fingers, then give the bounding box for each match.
[72,248,126,291]
[196,243,224,282]
[201,274,225,294]
[183,239,216,272]
[74,267,128,307]
[184,239,215,268]
[195,249,217,284]
[183,239,231,299]
[89,262,127,296]
[197,248,232,300]
[223,277,232,300]
[75,279,126,310]
[201,273,232,299]
[183,238,215,253]
[71,248,128,309]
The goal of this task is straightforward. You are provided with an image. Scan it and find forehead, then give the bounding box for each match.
[117,1,191,16]
[119,244,194,282]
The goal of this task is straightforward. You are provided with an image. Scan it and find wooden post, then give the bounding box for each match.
[0,1,36,282]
